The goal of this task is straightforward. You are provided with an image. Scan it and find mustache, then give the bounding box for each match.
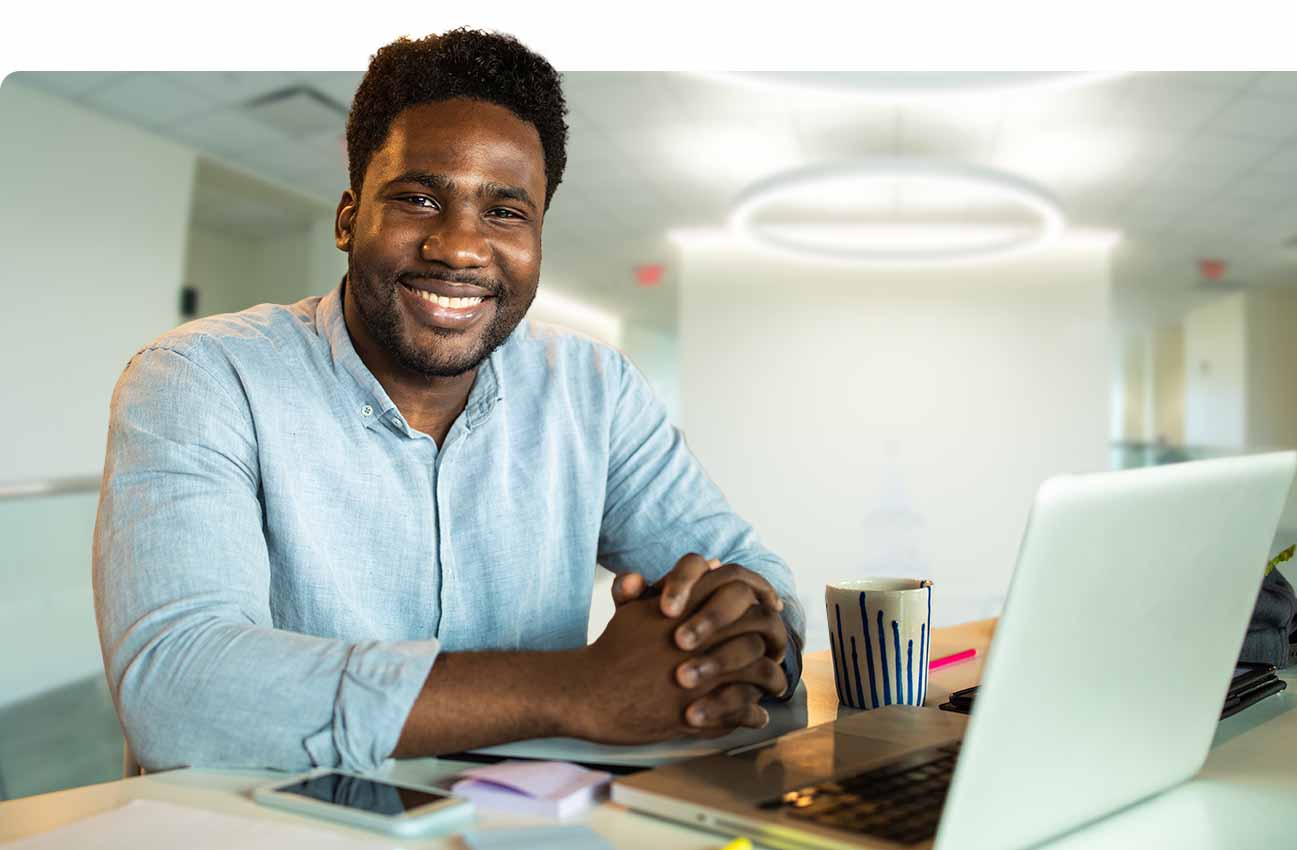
[397,270,502,296]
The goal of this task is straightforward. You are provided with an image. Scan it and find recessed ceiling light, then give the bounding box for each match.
[728,159,1066,265]
[698,71,1125,102]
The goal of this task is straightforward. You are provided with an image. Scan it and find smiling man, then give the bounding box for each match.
[93,30,804,772]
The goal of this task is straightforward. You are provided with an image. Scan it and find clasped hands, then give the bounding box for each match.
[579,553,790,745]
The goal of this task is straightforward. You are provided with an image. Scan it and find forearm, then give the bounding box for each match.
[104,612,438,772]
[393,647,591,757]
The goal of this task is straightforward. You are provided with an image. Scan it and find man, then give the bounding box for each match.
[93,29,804,773]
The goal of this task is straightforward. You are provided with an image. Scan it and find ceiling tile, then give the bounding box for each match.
[1216,169,1296,206]
[897,107,999,160]
[300,72,363,111]
[1120,76,1237,133]
[7,71,124,98]
[1149,71,1258,94]
[292,167,349,206]
[1253,142,1297,176]
[1250,72,1297,99]
[228,136,332,182]
[164,72,307,109]
[793,109,896,160]
[83,74,211,128]
[168,106,290,158]
[1203,94,1297,141]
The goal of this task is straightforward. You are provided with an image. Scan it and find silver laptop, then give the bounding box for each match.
[613,452,1295,850]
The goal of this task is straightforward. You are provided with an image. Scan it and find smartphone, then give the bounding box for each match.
[253,768,474,836]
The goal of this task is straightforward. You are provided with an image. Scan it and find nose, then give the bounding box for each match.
[419,208,491,269]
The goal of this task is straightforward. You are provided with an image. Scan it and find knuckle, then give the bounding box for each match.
[742,633,766,658]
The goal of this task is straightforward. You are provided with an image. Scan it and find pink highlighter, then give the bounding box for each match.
[928,648,977,671]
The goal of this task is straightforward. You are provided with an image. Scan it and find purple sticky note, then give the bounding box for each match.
[451,761,611,819]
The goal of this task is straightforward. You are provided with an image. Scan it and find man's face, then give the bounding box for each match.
[338,98,546,378]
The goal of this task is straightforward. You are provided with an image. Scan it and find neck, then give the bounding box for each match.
[342,278,476,445]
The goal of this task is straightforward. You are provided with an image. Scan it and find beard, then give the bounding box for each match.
[346,255,535,379]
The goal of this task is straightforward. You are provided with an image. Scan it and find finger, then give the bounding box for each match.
[675,564,785,622]
[713,656,788,700]
[659,553,712,617]
[676,632,766,688]
[707,558,722,569]
[685,684,768,730]
[675,581,758,650]
[610,572,646,608]
[699,604,790,661]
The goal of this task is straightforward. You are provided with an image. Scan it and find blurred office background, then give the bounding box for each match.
[3,70,1297,799]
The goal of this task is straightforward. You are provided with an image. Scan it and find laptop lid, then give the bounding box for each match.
[935,452,1295,850]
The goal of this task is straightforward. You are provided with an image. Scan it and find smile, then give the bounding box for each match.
[408,288,484,309]
[398,282,494,330]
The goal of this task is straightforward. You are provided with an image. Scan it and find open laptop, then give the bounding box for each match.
[613,452,1296,850]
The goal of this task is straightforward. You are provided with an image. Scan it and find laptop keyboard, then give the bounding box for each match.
[760,741,961,846]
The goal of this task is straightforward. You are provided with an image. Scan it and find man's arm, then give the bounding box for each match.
[95,343,755,770]
[94,344,443,772]
[596,352,807,719]
[393,594,786,754]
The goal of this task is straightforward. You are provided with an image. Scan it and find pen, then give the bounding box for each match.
[929,648,976,671]
[718,838,753,850]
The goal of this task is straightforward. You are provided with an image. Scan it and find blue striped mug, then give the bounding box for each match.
[826,578,934,710]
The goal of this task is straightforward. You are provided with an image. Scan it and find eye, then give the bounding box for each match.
[488,207,526,220]
[400,195,438,209]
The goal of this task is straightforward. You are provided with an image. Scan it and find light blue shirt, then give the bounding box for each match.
[93,282,805,773]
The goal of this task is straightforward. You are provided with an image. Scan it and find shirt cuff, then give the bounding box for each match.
[303,638,441,771]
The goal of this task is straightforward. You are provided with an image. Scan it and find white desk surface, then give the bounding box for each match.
[2,620,1294,850]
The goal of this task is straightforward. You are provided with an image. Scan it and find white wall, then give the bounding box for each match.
[1118,334,1149,441]
[186,225,260,316]
[621,321,681,425]
[1151,325,1185,445]
[0,80,196,483]
[187,217,343,319]
[676,237,1113,650]
[0,80,196,707]
[1245,289,1297,450]
[1183,293,1248,449]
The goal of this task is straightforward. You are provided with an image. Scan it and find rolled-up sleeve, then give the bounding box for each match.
[596,352,806,697]
[93,343,438,772]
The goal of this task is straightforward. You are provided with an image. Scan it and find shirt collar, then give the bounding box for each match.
[316,278,506,433]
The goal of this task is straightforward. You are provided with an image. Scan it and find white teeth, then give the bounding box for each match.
[411,288,483,309]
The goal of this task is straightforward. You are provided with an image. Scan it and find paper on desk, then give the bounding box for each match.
[470,683,808,767]
[1,799,391,850]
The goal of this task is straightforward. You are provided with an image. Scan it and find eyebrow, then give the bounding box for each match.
[386,170,537,211]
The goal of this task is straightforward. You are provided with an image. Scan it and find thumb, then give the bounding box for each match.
[611,572,646,607]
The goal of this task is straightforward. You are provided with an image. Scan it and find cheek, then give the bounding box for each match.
[499,240,541,284]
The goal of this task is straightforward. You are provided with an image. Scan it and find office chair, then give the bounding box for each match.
[122,742,143,778]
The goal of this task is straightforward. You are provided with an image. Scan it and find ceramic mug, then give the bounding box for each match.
[826,578,933,709]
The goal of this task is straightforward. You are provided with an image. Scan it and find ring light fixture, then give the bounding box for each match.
[698,72,1125,102]
[728,159,1066,265]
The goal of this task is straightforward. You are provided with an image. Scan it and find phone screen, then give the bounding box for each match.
[278,772,451,816]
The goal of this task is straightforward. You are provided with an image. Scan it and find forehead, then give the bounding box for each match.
[365,98,546,196]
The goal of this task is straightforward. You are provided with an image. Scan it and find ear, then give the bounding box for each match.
[335,187,358,251]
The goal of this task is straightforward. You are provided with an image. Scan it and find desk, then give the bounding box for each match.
[2,619,1294,849]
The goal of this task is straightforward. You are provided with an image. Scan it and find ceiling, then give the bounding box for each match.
[12,70,1297,333]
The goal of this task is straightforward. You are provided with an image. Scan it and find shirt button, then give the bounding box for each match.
[361,404,373,417]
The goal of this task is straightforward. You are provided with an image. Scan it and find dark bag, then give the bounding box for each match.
[1239,565,1297,669]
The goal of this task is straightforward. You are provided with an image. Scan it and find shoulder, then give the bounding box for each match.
[499,318,631,386]
[129,297,325,378]
[117,297,327,408]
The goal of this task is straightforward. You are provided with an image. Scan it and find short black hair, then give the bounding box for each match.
[346,28,568,210]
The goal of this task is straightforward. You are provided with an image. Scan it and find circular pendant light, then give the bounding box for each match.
[728,159,1066,265]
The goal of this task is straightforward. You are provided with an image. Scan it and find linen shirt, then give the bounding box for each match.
[92,282,805,773]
